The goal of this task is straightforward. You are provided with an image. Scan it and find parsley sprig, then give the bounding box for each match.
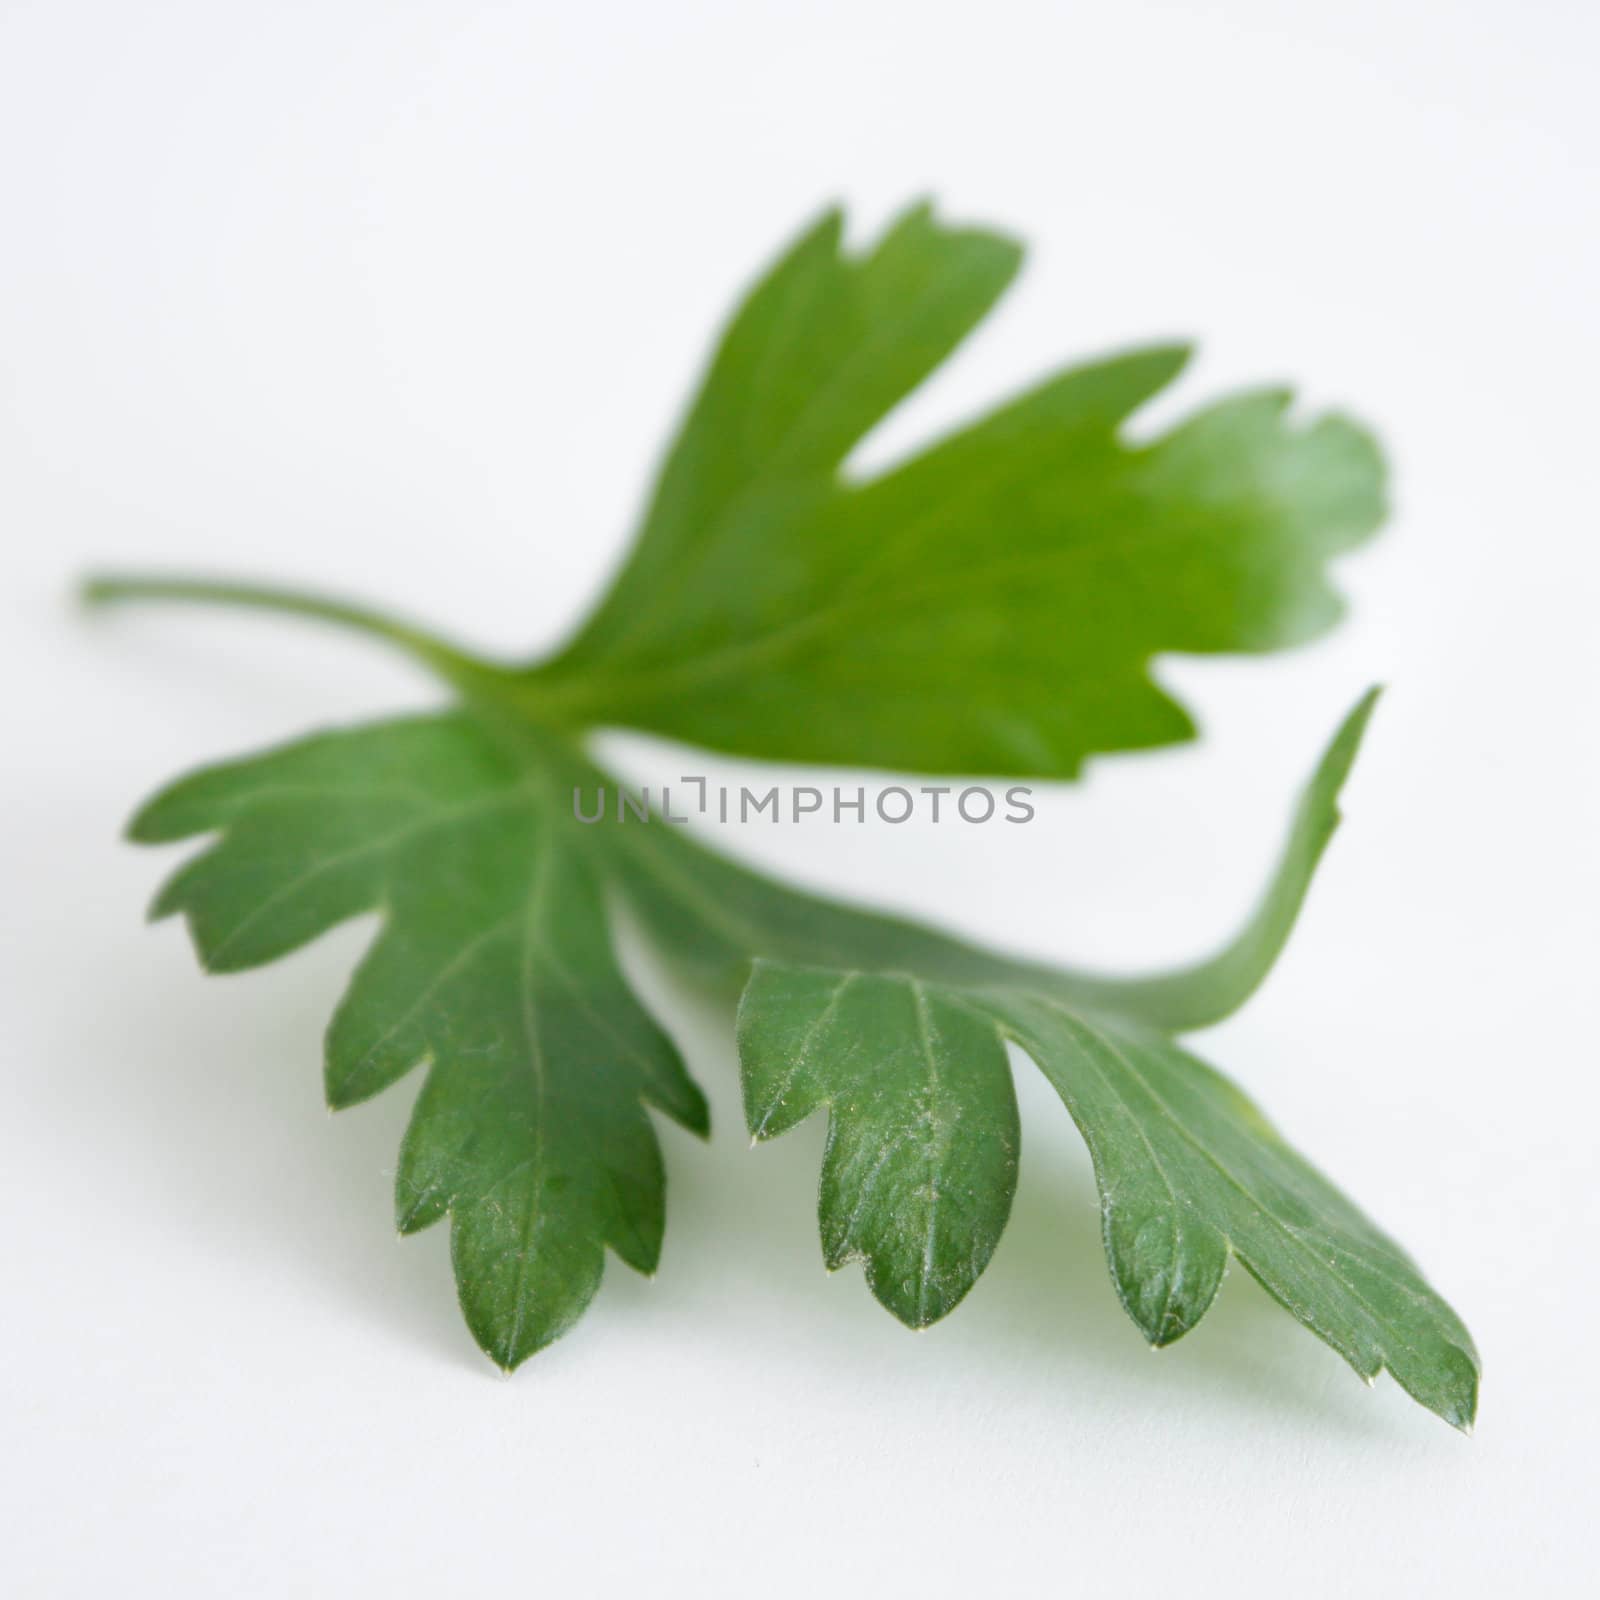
[87,203,1476,1429]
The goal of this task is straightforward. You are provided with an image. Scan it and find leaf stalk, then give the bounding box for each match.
[80,571,512,701]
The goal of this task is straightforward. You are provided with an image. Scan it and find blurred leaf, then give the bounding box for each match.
[529,204,1383,776]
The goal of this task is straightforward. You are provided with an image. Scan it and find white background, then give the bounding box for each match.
[3,1,1596,1593]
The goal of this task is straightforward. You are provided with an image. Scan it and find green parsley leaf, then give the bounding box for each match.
[132,713,708,1369]
[525,203,1384,777]
[86,200,1475,1428]
[736,967,1476,1430]
[606,691,1479,1428]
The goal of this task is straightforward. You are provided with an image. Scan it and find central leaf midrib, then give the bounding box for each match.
[500,841,556,1365]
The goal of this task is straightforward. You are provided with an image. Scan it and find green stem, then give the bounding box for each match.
[80,571,508,697]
